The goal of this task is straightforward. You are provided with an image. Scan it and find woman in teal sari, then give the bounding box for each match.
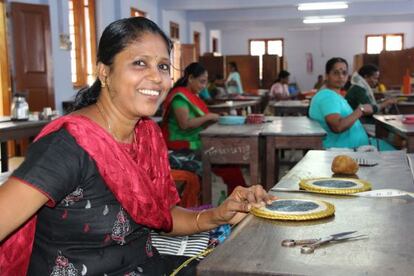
[162,62,246,194]
[309,57,394,151]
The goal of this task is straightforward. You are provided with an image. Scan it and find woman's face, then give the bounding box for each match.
[102,32,172,118]
[365,71,380,88]
[188,71,208,94]
[325,62,348,90]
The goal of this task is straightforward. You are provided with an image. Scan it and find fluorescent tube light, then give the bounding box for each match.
[303,16,345,24]
[298,2,348,11]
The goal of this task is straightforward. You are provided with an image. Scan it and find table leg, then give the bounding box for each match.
[202,152,212,204]
[250,147,259,186]
[1,142,8,172]
[406,137,414,153]
[265,137,275,191]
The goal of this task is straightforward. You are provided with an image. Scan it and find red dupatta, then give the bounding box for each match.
[0,115,179,276]
[161,87,210,150]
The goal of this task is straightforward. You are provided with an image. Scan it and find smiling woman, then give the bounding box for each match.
[0,17,275,276]
[308,57,395,151]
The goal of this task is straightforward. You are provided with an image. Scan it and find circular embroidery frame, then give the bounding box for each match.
[251,198,335,221]
[299,177,372,195]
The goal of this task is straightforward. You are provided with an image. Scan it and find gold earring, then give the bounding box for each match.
[101,80,106,88]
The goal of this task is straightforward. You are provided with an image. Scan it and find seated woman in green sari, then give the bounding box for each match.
[162,62,246,194]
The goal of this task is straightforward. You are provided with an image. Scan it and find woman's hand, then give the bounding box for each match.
[213,185,277,225]
[205,113,220,122]
[360,104,374,115]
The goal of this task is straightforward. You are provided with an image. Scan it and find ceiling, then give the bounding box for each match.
[160,0,414,29]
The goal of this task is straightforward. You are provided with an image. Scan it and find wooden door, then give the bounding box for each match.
[180,44,196,72]
[11,2,54,111]
[0,0,10,115]
[199,55,224,81]
[262,55,280,89]
[353,53,379,72]
[379,48,414,88]
[226,55,260,93]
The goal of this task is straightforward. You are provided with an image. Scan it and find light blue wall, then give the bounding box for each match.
[161,9,188,43]
[6,0,206,114]
[220,21,414,90]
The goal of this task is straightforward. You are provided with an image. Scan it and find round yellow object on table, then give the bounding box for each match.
[251,198,335,221]
[300,177,371,195]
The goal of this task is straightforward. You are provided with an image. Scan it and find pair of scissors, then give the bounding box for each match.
[281,231,365,254]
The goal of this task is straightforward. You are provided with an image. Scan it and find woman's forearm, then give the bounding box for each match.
[326,108,363,133]
[178,115,213,129]
[168,206,225,236]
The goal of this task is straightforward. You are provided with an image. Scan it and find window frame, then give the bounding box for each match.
[248,38,284,57]
[365,33,404,54]
[170,21,180,41]
[69,0,97,88]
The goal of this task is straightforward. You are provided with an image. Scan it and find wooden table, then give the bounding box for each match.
[374,114,414,152]
[200,116,325,203]
[261,116,326,190]
[390,101,414,114]
[0,119,49,172]
[268,100,310,116]
[208,100,261,115]
[198,150,414,275]
[200,123,263,204]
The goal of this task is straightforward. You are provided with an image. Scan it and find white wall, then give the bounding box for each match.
[220,21,414,90]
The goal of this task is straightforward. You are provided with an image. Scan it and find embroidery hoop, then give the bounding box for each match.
[251,199,335,221]
[300,177,371,195]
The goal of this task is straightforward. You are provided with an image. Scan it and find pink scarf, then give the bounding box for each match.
[0,115,179,275]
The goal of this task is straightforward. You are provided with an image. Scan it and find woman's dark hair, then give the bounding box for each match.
[72,17,172,111]
[229,62,238,72]
[276,70,290,82]
[358,64,379,78]
[172,62,207,89]
[325,57,348,74]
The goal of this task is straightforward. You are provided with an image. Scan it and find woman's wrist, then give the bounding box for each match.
[357,105,364,117]
[194,209,224,232]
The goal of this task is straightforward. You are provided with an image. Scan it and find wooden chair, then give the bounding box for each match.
[170,169,200,208]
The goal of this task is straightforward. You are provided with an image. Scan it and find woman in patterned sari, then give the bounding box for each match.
[0,18,274,276]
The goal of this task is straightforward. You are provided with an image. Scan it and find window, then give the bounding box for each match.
[366,33,404,54]
[249,38,284,79]
[69,0,97,87]
[130,8,146,17]
[170,22,179,41]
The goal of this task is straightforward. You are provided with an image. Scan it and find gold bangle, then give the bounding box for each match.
[195,210,206,232]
